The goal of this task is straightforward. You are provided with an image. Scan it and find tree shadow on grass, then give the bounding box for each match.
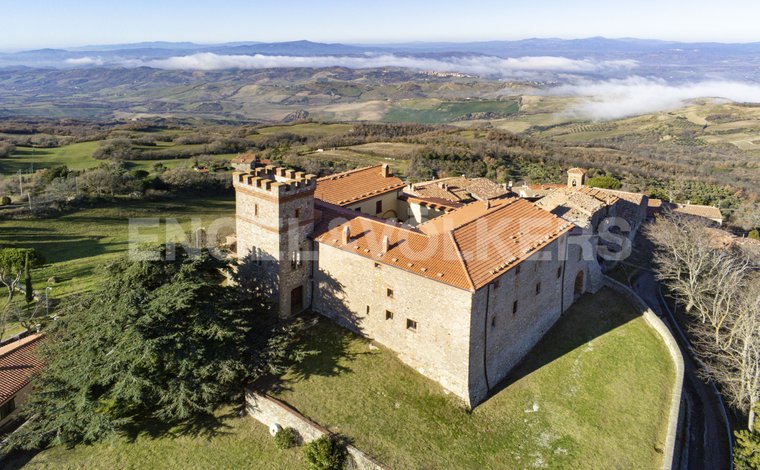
[487,287,642,399]
[257,269,369,395]
[120,408,238,443]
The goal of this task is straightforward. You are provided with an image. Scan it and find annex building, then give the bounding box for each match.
[233,164,644,406]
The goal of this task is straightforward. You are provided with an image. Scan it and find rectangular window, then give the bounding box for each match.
[491,316,497,328]
[385,310,394,320]
[515,264,521,275]
[354,207,362,212]
[406,318,417,331]
[254,204,259,217]
[535,282,541,295]
[374,262,382,269]
[493,279,500,289]
[386,288,394,298]
[366,305,370,315]
[557,266,563,278]
[512,300,518,315]
[294,208,300,219]
[0,397,15,420]
[577,248,583,262]
[375,200,383,214]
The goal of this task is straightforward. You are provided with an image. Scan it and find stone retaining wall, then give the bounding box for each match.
[603,276,684,470]
[245,388,388,470]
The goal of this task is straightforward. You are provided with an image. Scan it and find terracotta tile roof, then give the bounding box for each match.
[515,183,564,198]
[673,203,723,222]
[313,197,572,291]
[450,198,573,288]
[315,165,406,206]
[407,177,509,203]
[596,188,646,205]
[399,194,463,212]
[534,187,617,227]
[0,334,45,404]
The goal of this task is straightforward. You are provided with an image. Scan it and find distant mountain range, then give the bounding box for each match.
[3,37,760,68]
[2,37,760,121]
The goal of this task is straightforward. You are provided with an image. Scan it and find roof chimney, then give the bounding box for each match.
[342,225,351,244]
[382,235,390,254]
[381,164,390,177]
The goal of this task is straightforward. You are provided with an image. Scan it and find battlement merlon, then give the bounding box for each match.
[233,167,317,196]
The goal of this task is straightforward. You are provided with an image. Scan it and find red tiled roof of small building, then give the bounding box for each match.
[673,203,723,222]
[315,165,406,206]
[0,334,45,404]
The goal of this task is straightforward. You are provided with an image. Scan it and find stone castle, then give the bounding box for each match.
[233,164,647,407]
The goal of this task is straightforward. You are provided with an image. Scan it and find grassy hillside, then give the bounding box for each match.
[0,196,235,298]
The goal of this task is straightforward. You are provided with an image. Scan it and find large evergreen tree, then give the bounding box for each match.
[8,247,300,449]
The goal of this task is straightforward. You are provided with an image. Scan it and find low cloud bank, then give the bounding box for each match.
[555,77,760,119]
[65,56,104,66]
[68,52,637,76]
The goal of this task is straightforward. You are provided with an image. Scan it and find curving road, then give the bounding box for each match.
[632,271,731,470]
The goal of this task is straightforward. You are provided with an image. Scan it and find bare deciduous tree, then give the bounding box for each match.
[647,214,760,431]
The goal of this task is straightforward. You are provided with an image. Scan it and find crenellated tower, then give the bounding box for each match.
[233,165,317,316]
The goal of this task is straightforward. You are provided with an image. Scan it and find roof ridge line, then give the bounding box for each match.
[450,197,519,234]
[448,231,476,292]
[316,164,383,181]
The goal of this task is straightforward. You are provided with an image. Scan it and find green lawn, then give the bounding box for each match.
[0,195,235,298]
[1,142,102,174]
[264,288,675,469]
[4,411,303,470]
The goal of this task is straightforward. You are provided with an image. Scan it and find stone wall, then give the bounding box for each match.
[312,242,475,404]
[467,234,590,404]
[245,389,388,470]
[345,190,403,220]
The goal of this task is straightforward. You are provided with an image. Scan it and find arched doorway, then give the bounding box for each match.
[382,209,398,220]
[574,271,585,299]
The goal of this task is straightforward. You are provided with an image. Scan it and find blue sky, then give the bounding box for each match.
[3,0,759,49]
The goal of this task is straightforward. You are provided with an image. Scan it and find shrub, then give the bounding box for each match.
[303,435,347,470]
[587,175,623,190]
[274,426,298,449]
[0,195,10,206]
[749,229,760,241]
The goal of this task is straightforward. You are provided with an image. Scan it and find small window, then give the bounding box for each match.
[493,279,500,289]
[535,282,541,295]
[577,248,583,262]
[512,300,518,315]
[366,305,370,315]
[294,208,300,219]
[376,200,383,214]
[491,316,497,328]
[386,288,394,298]
[374,262,382,269]
[354,207,362,212]
[385,310,394,320]
[515,264,521,275]
[557,266,563,278]
[406,318,417,331]
[254,203,259,217]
